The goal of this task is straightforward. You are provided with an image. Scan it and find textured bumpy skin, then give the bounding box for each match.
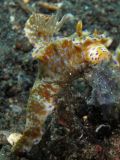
[12,13,116,154]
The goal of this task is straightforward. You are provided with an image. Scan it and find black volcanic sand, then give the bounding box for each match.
[0,0,120,160]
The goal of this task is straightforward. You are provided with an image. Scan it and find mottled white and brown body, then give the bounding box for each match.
[12,13,114,154]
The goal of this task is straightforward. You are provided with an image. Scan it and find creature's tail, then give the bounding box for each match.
[12,78,60,154]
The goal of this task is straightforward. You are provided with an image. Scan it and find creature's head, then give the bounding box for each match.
[84,43,111,64]
[76,21,112,64]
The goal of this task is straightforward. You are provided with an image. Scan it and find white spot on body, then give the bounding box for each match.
[44,101,54,112]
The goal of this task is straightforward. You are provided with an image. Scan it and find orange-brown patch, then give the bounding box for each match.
[29,100,47,115]
[45,44,56,57]
[31,85,52,101]
[42,83,59,93]
[23,127,41,139]
[61,39,72,48]
[83,39,93,48]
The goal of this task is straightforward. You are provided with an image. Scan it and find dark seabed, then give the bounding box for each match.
[0,0,120,160]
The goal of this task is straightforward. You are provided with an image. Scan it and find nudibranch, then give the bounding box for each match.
[12,13,117,154]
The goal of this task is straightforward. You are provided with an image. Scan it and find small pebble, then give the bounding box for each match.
[23,0,30,4]
[10,15,15,23]
[9,104,22,114]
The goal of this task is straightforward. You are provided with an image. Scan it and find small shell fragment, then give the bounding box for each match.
[39,2,61,11]
[7,133,22,146]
